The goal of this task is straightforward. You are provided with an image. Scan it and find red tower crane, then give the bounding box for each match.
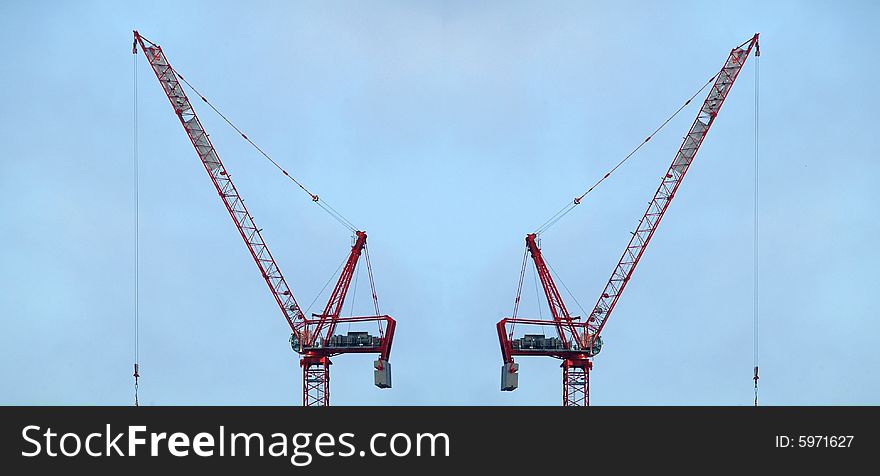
[497,34,759,406]
[134,31,395,406]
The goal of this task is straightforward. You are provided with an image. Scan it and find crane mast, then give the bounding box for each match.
[497,34,759,406]
[134,31,395,406]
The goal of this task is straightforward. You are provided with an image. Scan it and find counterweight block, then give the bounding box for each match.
[374,359,392,388]
[501,362,519,391]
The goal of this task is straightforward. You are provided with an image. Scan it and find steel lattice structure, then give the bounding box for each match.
[498,34,760,406]
[134,31,395,406]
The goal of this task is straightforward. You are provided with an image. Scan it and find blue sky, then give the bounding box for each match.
[1,1,877,405]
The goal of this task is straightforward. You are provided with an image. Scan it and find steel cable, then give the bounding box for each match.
[535,71,720,235]
[174,70,358,233]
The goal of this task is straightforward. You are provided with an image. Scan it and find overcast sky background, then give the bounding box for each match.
[1,1,877,405]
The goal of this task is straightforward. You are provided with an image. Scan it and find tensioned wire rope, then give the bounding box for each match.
[534,71,722,236]
[172,69,359,233]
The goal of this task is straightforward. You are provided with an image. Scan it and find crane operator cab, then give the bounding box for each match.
[585,334,603,356]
